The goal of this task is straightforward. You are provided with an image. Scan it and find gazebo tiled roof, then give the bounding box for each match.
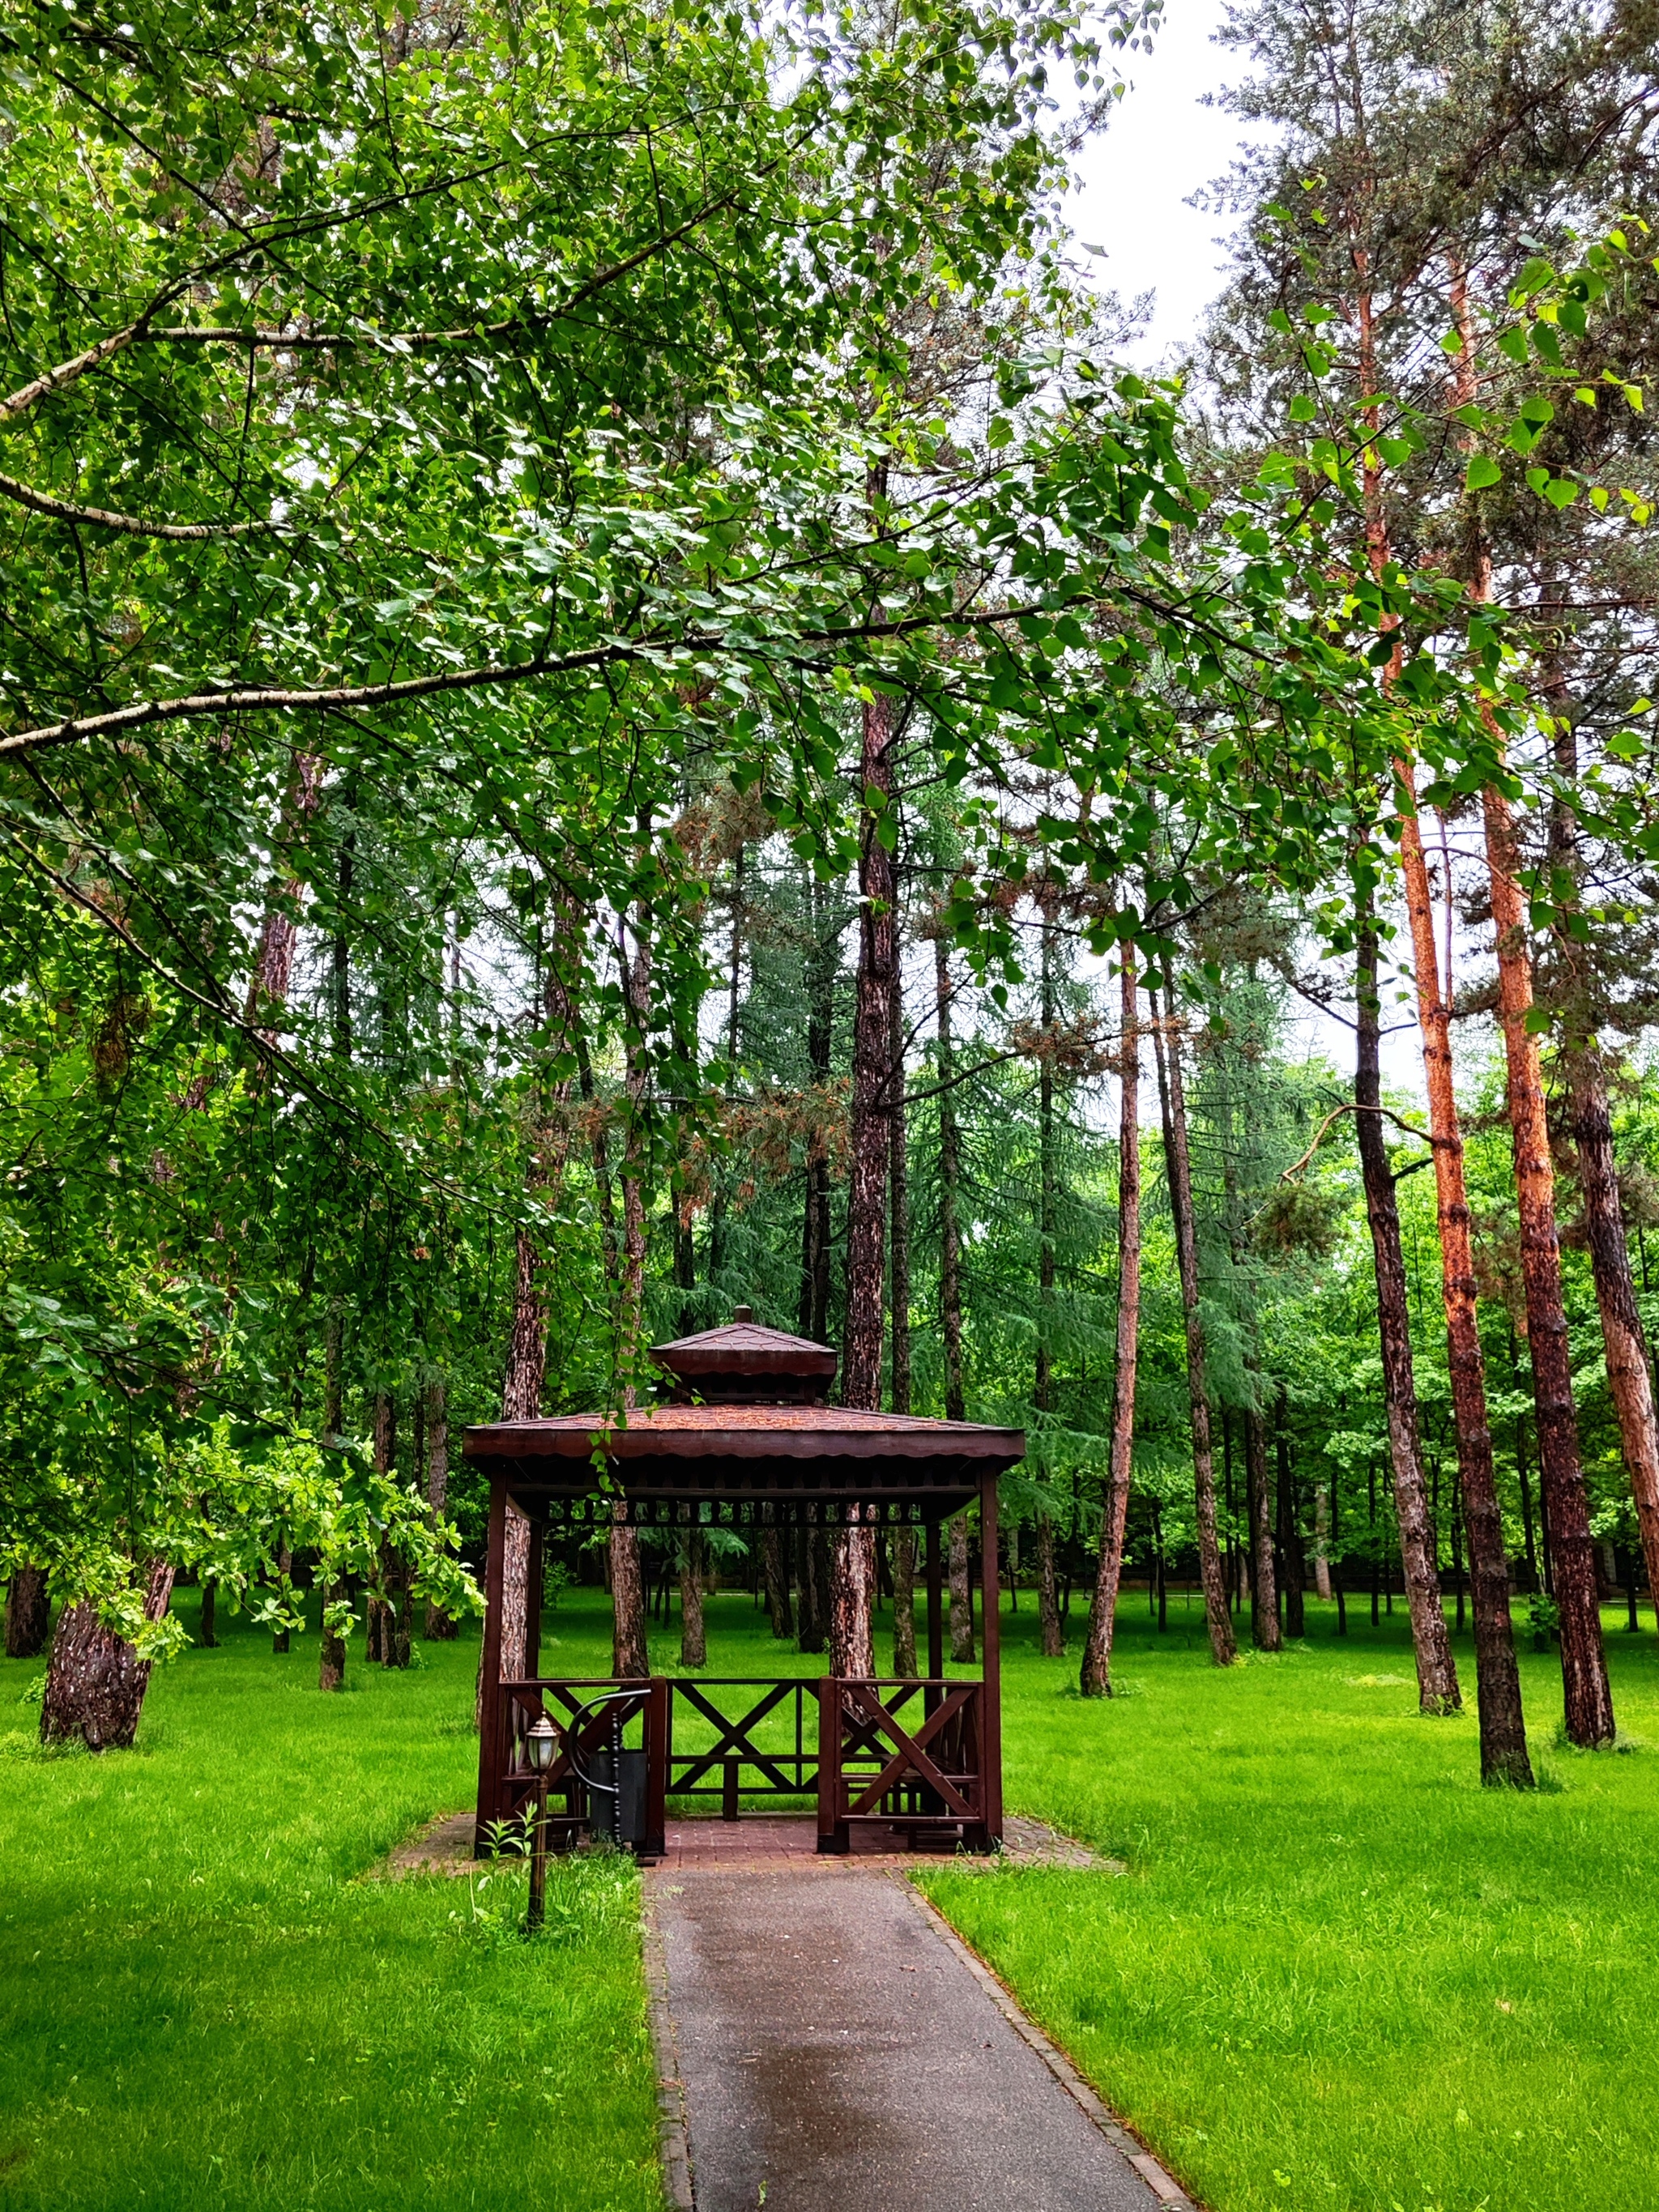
[461,1309,1024,1526]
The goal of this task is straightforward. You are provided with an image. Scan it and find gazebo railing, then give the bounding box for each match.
[817,1677,987,1855]
[480,1673,988,1857]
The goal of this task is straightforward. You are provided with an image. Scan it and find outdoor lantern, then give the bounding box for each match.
[526,1713,557,1774]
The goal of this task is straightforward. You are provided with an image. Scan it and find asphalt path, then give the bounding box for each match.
[648,1855,1187,2212]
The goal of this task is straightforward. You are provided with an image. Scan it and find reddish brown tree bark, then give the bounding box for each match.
[1571,1063,1659,1619]
[1356,925,1461,1712]
[1397,790,1532,1779]
[41,1558,176,1750]
[610,857,654,1680]
[1442,261,1611,1747]
[1482,778,1614,1744]
[1150,978,1238,1665]
[1081,941,1141,1696]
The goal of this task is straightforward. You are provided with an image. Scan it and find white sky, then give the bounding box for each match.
[1056,5,1436,1098]
[1067,0,1252,364]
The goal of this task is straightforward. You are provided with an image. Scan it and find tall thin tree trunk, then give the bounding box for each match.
[1276,1410,1307,1639]
[366,1390,399,1664]
[936,931,966,1423]
[679,1532,706,1668]
[1082,942,1141,1696]
[710,842,744,1283]
[1397,782,1531,1779]
[1356,924,1461,1712]
[889,941,911,1419]
[1356,241,1531,1776]
[41,1558,176,1750]
[424,1376,457,1639]
[1034,897,1064,1659]
[949,1513,974,1663]
[1443,264,1612,1750]
[834,671,898,1678]
[891,1525,917,1675]
[1542,683,1659,1627]
[1244,1399,1281,1652]
[799,869,835,1343]
[1150,977,1238,1665]
[6,1567,50,1659]
[610,849,655,1681]
[1312,1484,1334,1602]
[319,1302,348,1693]
[198,1579,218,1648]
[763,1528,793,1640]
[1571,1063,1659,1621]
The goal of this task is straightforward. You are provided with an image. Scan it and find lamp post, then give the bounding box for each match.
[524,1711,557,1933]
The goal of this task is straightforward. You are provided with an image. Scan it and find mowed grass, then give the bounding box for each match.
[923,1588,1659,2212]
[5,1581,1657,2212]
[0,1607,664,2212]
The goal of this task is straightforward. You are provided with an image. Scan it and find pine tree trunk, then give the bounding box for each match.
[1444,264,1607,1750]
[41,1558,176,1750]
[889,947,911,1419]
[1276,1413,1307,1641]
[936,933,966,1422]
[834,676,898,1677]
[799,868,836,1342]
[948,1511,975,1661]
[369,1390,404,1667]
[1244,1400,1282,1652]
[1082,943,1141,1695]
[1150,977,1238,1664]
[6,1566,50,1659]
[1356,925,1461,1711]
[762,1528,793,1639]
[1482,779,1614,1744]
[678,1532,707,1667]
[1397,782,1532,1781]
[1570,1060,1659,1619]
[1357,257,1529,1778]
[710,843,745,1282]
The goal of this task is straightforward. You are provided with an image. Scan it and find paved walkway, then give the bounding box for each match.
[646,1827,1193,2212]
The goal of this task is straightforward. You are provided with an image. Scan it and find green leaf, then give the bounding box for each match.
[1465,454,1502,491]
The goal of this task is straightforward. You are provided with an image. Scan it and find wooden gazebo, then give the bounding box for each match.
[463,1313,1024,1856]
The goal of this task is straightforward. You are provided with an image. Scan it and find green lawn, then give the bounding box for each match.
[0,1609,663,2212]
[3,1579,1656,2212]
[927,1587,1659,2212]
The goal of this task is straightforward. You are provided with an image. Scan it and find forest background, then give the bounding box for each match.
[2,0,1659,1797]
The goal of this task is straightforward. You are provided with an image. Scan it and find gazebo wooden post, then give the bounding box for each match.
[474,1476,510,1852]
[644,1675,669,1859]
[979,1467,1003,1847]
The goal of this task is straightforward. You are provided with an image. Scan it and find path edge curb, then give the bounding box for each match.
[902,1878,1202,2212]
[639,1871,696,2212]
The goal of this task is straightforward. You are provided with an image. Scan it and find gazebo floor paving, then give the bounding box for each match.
[645,1831,1195,2212]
